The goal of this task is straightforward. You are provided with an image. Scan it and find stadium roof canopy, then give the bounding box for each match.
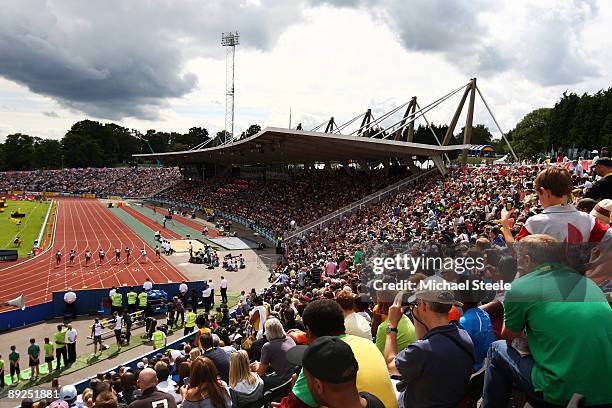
[133,127,469,166]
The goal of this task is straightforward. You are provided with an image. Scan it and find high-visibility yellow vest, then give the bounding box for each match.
[127,292,137,305]
[185,312,196,328]
[138,292,148,307]
[153,330,164,349]
[111,293,123,307]
[54,330,66,349]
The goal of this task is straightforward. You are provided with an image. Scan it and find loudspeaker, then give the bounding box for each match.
[4,293,25,310]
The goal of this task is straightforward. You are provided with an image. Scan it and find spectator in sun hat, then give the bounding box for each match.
[585,156,612,201]
[591,199,612,225]
[59,384,78,407]
[286,336,384,408]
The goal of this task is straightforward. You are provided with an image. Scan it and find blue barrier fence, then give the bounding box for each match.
[0,281,206,331]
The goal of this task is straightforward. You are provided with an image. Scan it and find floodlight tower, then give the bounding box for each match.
[221,31,239,144]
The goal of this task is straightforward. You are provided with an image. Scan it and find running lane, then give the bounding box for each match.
[0,198,186,309]
[146,204,219,237]
[120,206,182,240]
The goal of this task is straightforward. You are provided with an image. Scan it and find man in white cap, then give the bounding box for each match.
[59,385,78,407]
[63,289,77,320]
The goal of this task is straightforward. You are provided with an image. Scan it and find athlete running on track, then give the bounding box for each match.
[155,245,161,260]
[125,247,131,264]
[141,248,148,263]
[85,250,92,265]
[55,250,62,266]
[114,248,121,263]
[99,249,105,265]
[69,249,76,265]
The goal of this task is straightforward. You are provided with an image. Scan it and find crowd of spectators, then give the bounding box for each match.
[13,158,612,408]
[0,167,180,198]
[156,169,407,237]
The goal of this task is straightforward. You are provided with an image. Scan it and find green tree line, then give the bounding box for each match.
[0,121,262,170]
[505,88,612,159]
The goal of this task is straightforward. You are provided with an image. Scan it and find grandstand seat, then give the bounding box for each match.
[262,377,293,407]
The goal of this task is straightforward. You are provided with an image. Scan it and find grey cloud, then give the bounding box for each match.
[0,0,303,120]
[42,111,59,117]
[311,0,600,86]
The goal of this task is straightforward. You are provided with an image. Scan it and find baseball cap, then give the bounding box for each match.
[137,362,145,369]
[591,199,612,224]
[407,275,460,305]
[59,385,77,401]
[286,336,358,384]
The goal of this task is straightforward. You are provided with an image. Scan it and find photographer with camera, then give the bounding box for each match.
[384,276,475,408]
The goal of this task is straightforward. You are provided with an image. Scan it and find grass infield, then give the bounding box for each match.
[0,199,50,258]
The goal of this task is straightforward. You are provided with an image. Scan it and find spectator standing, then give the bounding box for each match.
[202,284,213,312]
[27,338,40,379]
[124,311,133,345]
[43,337,54,373]
[174,296,185,329]
[91,318,104,355]
[143,278,153,292]
[208,279,215,306]
[66,324,78,363]
[9,345,21,384]
[220,276,228,304]
[54,324,68,370]
[0,353,4,388]
[113,311,124,351]
[63,290,77,320]
[130,368,178,408]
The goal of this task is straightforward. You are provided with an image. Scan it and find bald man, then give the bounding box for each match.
[129,368,177,408]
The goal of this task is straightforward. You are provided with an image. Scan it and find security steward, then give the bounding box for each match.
[138,290,148,315]
[152,324,166,350]
[127,287,138,314]
[184,308,197,336]
[111,290,123,315]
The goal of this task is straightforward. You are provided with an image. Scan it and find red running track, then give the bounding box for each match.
[145,204,219,237]
[120,205,182,241]
[0,198,186,309]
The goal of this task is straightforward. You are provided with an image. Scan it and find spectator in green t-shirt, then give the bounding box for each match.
[482,234,612,407]
[27,338,40,379]
[8,345,21,384]
[43,337,54,374]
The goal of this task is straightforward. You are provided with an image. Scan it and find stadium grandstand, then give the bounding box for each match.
[1,81,611,408]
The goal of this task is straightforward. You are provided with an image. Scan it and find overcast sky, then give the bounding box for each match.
[1,0,611,142]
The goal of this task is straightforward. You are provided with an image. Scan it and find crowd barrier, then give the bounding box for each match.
[0,281,206,331]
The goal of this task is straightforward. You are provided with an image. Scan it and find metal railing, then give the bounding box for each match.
[284,169,438,241]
